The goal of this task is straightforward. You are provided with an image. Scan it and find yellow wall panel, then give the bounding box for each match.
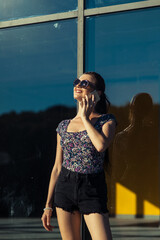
[116,183,136,215]
[144,200,159,216]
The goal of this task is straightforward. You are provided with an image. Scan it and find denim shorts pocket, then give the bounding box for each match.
[88,172,104,186]
[58,169,70,183]
[55,174,67,193]
[87,174,107,197]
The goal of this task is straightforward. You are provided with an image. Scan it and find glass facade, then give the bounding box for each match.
[85,6,160,225]
[85,8,160,106]
[0,19,77,218]
[0,20,77,114]
[85,0,146,9]
[0,0,78,21]
[0,1,160,239]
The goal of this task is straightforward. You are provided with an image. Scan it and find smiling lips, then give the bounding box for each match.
[75,89,82,93]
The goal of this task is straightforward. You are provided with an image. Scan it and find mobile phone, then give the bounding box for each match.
[89,90,100,103]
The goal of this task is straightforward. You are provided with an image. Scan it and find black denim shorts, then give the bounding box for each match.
[54,166,109,214]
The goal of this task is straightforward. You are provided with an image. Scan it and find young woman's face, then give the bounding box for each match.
[73,74,96,101]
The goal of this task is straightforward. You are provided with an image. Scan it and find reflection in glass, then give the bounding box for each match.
[85,6,160,234]
[112,93,159,217]
[85,8,160,106]
[0,20,77,114]
[0,19,77,217]
[85,0,146,9]
[0,0,78,21]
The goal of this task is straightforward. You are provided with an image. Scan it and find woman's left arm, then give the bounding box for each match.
[82,117,116,152]
[80,94,116,152]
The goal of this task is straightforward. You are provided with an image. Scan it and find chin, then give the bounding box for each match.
[73,94,82,102]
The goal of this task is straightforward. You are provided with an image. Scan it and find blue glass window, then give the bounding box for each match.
[0,0,77,21]
[0,19,77,114]
[85,0,146,9]
[85,6,160,223]
[85,8,160,106]
[0,18,77,219]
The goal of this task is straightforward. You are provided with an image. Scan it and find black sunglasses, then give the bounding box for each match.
[73,78,96,89]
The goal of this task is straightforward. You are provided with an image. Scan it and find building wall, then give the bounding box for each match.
[0,0,159,219]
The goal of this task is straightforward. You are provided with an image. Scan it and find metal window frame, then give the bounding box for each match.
[0,0,160,77]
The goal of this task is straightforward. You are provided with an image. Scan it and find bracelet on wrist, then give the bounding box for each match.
[43,207,53,211]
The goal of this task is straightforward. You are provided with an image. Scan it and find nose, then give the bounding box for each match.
[76,82,82,88]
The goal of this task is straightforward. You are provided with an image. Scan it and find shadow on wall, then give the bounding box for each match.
[107,93,159,217]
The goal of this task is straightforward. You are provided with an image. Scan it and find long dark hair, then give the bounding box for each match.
[84,71,110,114]
[84,71,111,172]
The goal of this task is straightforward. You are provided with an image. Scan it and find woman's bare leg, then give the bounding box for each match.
[84,212,112,240]
[56,207,82,240]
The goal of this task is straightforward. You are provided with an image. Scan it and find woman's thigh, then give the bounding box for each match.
[83,212,112,240]
[56,207,81,240]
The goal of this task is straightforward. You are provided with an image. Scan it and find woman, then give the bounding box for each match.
[41,72,117,240]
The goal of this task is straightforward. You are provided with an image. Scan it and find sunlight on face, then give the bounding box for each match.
[73,74,96,101]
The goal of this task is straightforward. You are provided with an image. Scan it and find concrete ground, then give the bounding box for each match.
[0,217,159,240]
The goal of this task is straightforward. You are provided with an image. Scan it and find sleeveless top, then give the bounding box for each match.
[56,113,117,174]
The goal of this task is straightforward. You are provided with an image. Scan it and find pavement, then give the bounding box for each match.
[0,217,160,240]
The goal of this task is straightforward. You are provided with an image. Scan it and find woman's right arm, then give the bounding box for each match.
[41,133,63,231]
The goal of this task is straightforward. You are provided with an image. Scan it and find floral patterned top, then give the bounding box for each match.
[56,114,117,174]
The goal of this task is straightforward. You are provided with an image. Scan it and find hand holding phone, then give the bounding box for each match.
[88,90,100,104]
